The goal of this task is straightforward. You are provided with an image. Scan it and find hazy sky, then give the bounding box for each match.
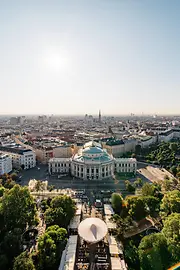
[0,0,180,115]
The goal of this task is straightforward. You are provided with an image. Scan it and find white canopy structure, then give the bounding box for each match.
[58,235,77,270]
[78,217,108,243]
[108,236,123,256]
[111,257,123,270]
[69,216,81,230]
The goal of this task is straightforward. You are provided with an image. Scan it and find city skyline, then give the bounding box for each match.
[0,0,180,115]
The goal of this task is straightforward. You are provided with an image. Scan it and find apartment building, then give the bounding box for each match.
[0,146,36,169]
[0,153,12,175]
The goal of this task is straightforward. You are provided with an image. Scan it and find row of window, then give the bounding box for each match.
[52,163,70,167]
[74,171,111,179]
[74,166,111,172]
[116,168,135,172]
[115,163,136,167]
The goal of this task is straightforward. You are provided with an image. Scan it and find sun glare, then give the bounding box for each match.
[43,48,69,72]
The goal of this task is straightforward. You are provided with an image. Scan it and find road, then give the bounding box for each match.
[18,164,149,198]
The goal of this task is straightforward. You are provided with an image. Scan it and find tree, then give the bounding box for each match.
[45,207,66,227]
[38,225,67,270]
[40,199,49,213]
[13,252,35,270]
[162,213,180,263]
[3,178,16,189]
[1,228,23,262]
[1,185,38,230]
[45,195,76,228]
[163,179,172,191]
[125,180,135,193]
[124,240,140,270]
[111,193,123,214]
[142,196,160,217]
[160,190,180,217]
[126,196,147,221]
[112,215,132,241]
[48,185,55,192]
[0,186,6,197]
[34,180,45,192]
[134,177,143,188]
[10,173,18,181]
[170,143,177,152]
[141,183,155,197]
[138,233,171,270]
[170,166,177,176]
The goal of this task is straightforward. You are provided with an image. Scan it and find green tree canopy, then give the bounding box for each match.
[38,225,67,270]
[1,228,23,262]
[125,180,135,193]
[162,213,180,264]
[111,193,123,214]
[10,173,18,181]
[126,196,147,221]
[141,183,155,197]
[13,252,35,270]
[1,185,38,230]
[138,233,171,270]
[170,166,177,176]
[169,143,178,152]
[0,186,6,197]
[112,215,132,241]
[160,190,180,217]
[142,196,160,217]
[134,177,143,188]
[124,240,140,270]
[45,195,76,228]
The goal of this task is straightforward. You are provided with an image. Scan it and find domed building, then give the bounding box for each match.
[71,141,114,180]
[49,141,137,179]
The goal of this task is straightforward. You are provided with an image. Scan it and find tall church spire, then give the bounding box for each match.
[99,110,101,123]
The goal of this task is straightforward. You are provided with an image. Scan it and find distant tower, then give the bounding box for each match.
[99,110,101,123]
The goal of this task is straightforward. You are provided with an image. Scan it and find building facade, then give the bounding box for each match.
[115,158,137,173]
[49,141,137,180]
[0,153,12,175]
[103,138,136,157]
[0,146,36,170]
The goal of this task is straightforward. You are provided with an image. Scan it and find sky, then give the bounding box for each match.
[0,0,180,115]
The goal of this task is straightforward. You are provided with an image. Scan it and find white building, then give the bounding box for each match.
[115,158,137,173]
[159,129,180,142]
[0,153,12,175]
[0,146,36,170]
[49,141,137,180]
[49,158,71,174]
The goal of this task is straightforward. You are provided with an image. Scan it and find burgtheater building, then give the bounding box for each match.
[49,141,137,180]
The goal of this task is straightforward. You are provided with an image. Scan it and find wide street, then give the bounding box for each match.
[18,164,144,198]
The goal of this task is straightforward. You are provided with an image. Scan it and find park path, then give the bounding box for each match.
[124,216,161,238]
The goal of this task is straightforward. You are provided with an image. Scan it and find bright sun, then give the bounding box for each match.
[43,48,69,72]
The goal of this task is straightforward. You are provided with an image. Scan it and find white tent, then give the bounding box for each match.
[78,217,108,243]
[111,257,123,270]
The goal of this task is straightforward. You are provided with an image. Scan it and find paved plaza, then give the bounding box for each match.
[18,164,139,198]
